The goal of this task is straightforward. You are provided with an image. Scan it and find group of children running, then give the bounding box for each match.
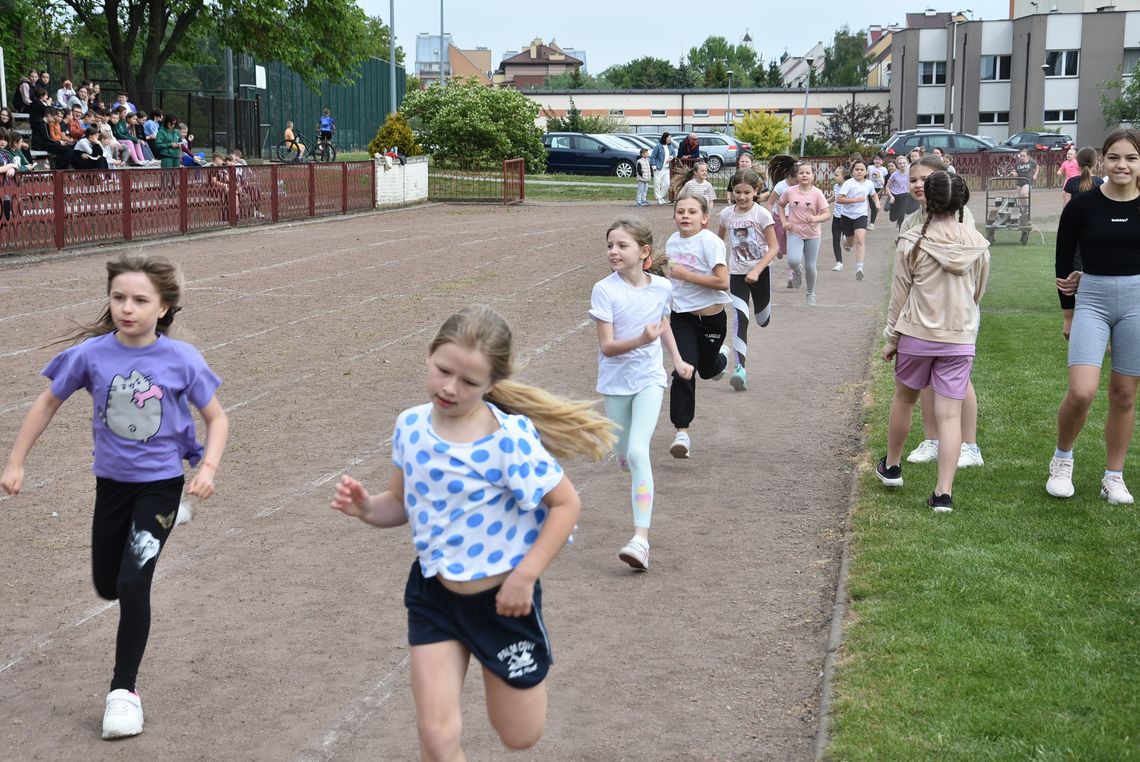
[3,128,1139,760]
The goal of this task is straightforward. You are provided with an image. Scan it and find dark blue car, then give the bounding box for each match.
[542,132,640,177]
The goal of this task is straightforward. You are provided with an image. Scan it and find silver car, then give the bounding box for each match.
[692,132,753,173]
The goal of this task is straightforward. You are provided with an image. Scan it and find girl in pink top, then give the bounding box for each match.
[778,162,832,305]
[1057,147,1081,207]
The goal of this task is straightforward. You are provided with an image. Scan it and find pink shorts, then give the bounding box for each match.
[895,352,974,400]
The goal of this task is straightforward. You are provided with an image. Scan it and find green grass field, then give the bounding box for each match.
[829,235,1140,761]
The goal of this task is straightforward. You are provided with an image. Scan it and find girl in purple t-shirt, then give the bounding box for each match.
[0,254,229,741]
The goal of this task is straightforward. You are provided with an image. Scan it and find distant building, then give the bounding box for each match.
[1010,0,1140,15]
[495,38,584,89]
[780,43,826,88]
[415,33,493,87]
[866,25,901,88]
[889,6,1140,144]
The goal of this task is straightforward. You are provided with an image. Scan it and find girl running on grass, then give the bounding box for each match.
[717,168,778,390]
[665,193,731,459]
[0,254,229,740]
[779,162,831,305]
[590,218,692,570]
[835,159,881,281]
[876,171,990,513]
[330,304,614,758]
[1047,127,1140,505]
[899,155,984,469]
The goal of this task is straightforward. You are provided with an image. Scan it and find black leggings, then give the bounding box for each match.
[93,476,183,692]
[728,272,771,368]
[831,216,843,263]
[869,191,880,224]
[669,310,728,429]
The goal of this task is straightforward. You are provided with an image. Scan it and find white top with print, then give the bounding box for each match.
[665,229,730,313]
[718,204,775,275]
[392,402,564,582]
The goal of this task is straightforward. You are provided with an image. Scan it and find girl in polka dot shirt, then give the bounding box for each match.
[331,304,614,757]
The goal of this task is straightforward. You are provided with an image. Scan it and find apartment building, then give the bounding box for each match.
[890,7,1140,144]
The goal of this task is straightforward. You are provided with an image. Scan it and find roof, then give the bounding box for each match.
[905,11,953,28]
[500,43,583,67]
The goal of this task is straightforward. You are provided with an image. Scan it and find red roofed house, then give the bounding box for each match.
[495,38,583,89]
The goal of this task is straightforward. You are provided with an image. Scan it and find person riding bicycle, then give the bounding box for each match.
[284,121,305,159]
[317,109,336,146]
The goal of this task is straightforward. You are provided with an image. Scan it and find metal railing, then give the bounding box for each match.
[0,162,375,254]
[427,159,528,203]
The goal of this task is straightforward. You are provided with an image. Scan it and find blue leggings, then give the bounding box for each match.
[603,385,665,528]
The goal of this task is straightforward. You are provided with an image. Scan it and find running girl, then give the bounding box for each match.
[867,154,887,230]
[835,159,881,281]
[877,171,990,513]
[330,304,614,757]
[765,155,797,288]
[679,160,716,217]
[829,165,847,271]
[886,155,914,229]
[591,218,692,570]
[779,162,831,304]
[0,254,229,739]
[717,168,778,389]
[1047,128,1140,504]
[666,194,731,458]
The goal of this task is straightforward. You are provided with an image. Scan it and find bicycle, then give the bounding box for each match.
[275,130,337,163]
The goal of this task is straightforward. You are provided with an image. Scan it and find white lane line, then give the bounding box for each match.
[301,655,410,762]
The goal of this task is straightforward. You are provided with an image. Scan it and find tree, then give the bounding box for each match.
[401,78,546,172]
[815,101,892,151]
[1,0,69,90]
[819,26,869,87]
[362,15,406,65]
[601,57,683,89]
[765,60,784,87]
[733,111,791,157]
[542,97,628,133]
[1099,62,1140,127]
[368,112,421,157]
[686,36,761,87]
[55,0,387,106]
[542,70,608,89]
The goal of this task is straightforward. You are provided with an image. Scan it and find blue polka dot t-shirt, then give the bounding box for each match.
[393,402,565,582]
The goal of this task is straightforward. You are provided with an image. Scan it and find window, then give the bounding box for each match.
[821,107,836,115]
[952,135,989,150]
[884,62,892,86]
[1043,109,1077,122]
[978,111,1010,124]
[609,109,624,116]
[1044,50,1079,77]
[698,137,726,147]
[651,109,666,118]
[919,61,947,85]
[1124,48,1140,75]
[980,55,1011,81]
[916,113,945,126]
[693,109,709,117]
[571,135,602,150]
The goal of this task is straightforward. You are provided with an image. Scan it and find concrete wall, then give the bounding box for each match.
[375,155,428,207]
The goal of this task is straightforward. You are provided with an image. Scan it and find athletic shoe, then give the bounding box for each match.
[712,345,729,380]
[657,200,667,205]
[868,223,876,230]
[958,443,984,468]
[875,457,904,487]
[669,431,691,459]
[618,536,650,570]
[907,439,939,463]
[102,689,144,739]
[1046,456,1075,498]
[832,262,844,271]
[175,498,193,526]
[1100,473,1134,505]
[927,492,954,513]
[806,293,817,306]
[855,269,864,281]
[786,270,795,288]
[729,364,747,391]
[793,270,802,289]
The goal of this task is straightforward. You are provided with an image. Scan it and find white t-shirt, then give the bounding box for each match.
[665,229,730,313]
[868,165,887,189]
[588,272,672,395]
[837,178,876,219]
[771,179,790,214]
[718,204,775,275]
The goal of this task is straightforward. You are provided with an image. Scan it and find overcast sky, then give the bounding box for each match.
[358,1,1012,74]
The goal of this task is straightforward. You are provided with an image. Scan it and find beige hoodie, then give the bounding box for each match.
[884,216,990,346]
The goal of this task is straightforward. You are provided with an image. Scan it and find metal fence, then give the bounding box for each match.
[0,162,375,254]
[503,159,526,204]
[428,160,528,203]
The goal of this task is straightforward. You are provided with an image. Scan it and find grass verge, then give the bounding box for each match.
[828,235,1140,761]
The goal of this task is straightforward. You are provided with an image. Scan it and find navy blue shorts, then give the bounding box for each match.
[405,560,551,688]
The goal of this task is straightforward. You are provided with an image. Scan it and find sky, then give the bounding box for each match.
[358,1,1014,75]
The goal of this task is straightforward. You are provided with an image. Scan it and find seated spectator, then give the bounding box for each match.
[154,113,182,168]
[56,79,76,109]
[0,107,15,132]
[28,92,71,170]
[97,128,126,169]
[65,106,87,142]
[110,108,147,164]
[9,134,36,171]
[71,126,108,170]
[47,109,74,148]
[89,83,106,113]
[67,85,91,116]
[16,69,39,113]
[0,129,18,227]
[38,71,52,91]
[209,152,231,193]
[113,93,138,114]
[144,109,163,156]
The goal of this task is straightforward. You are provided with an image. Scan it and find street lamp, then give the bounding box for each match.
[799,57,815,156]
[726,70,734,134]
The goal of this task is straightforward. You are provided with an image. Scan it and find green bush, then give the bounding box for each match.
[733,111,791,158]
[367,112,422,157]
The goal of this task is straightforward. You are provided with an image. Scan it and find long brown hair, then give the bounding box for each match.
[57,254,183,345]
[1075,146,1097,193]
[429,305,615,460]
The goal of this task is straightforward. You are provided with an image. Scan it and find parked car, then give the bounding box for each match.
[542,132,641,177]
[881,128,1017,155]
[1003,131,1074,152]
[691,132,752,172]
[971,133,999,148]
[611,133,657,151]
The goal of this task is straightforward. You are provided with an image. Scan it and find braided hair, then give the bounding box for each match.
[909,171,970,266]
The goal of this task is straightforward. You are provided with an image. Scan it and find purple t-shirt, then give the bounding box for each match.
[43,332,221,482]
[898,335,975,357]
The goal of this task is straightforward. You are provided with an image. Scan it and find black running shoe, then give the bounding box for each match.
[875,457,903,487]
[927,492,954,513]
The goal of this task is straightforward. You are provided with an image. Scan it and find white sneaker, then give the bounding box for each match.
[102,689,144,739]
[618,536,649,570]
[868,222,876,230]
[958,443,984,468]
[806,292,817,306]
[906,439,939,463]
[1046,456,1075,498]
[669,431,690,459]
[1100,473,1134,505]
[832,262,844,271]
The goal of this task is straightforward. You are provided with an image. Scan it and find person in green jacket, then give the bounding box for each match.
[154,114,182,169]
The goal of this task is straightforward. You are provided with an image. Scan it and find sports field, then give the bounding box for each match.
[0,200,895,759]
